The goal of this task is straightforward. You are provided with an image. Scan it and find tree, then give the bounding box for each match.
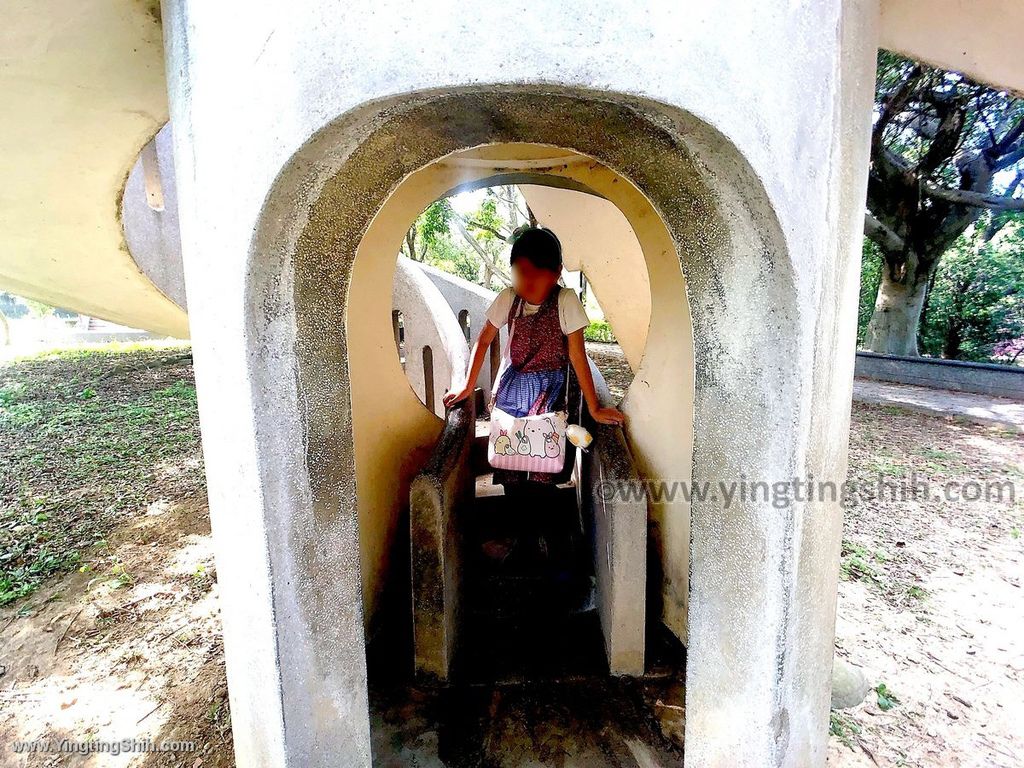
[862,51,1024,355]
[400,185,537,290]
[918,213,1024,361]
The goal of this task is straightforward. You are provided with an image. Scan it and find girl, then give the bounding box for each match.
[443,226,626,563]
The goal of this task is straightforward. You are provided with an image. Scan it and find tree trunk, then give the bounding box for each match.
[863,260,932,356]
[943,320,964,359]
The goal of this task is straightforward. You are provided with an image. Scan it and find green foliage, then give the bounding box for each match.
[0,344,203,606]
[840,539,882,586]
[857,239,883,346]
[829,711,861,750]
[472,196,505,244]
[583,320,616,343]
[23,298,54,318]
[421,231,482,283]
[874,682,900,711]
[865,52,1024,359]
[417,199,456,254]
[402,186,531,291]
[919,215,1024,361]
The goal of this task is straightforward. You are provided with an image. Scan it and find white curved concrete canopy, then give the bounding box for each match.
[391,255,469,418]
[881,0,1024,97]
[0,0,186,336]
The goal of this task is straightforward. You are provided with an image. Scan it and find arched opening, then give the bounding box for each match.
[245,85,795,764]
[391,309,404,368]
[421,345,434,414]
[385,168,664,686]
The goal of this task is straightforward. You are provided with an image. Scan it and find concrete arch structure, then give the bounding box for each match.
[241,84,808,766]
[11,0,1024,764]
[520,182,653,372]
[413,262,508,402]
[390,255,469,419]
[164,2,877,765]
[122,121,188,312]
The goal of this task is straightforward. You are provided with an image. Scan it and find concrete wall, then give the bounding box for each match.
[391,256,469,418]
[414,260,509,402]
[881,0,1024,97]
[416,193,695,644]
[856,351,1024,399]
[518,178,695,644]
[122,121,187,311]
[519,184,652,371]
[163,2,877,766]
[3,1,1020,346]
[361,146,694,657]
[586,363,648,676]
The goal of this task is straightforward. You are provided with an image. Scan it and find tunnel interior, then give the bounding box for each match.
[366,151,692,763]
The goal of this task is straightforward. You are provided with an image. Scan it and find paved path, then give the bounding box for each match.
[853,379,1024,432]
[585,339,1024,433]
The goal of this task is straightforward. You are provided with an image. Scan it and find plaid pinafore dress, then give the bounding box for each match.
[491,285,572,487]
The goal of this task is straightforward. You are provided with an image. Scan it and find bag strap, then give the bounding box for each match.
[503,292,525,360]
[488,293,524,411]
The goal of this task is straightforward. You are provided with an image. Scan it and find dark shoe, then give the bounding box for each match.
[481,536,516,563]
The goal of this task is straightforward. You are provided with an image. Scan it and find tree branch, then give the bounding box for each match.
[452,217,511,285]
[922,181,1024,211]
[873,64,924,152]
[864,210,906,253]
[462,218,508,241]
[993,143,1024,172]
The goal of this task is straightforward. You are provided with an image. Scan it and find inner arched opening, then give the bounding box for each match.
[357,141,694,756]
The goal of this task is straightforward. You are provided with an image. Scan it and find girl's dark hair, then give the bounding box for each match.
[509,225,562,274]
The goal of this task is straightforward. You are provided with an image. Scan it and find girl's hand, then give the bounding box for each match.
[590,405,626,425]
[443,384,474,409]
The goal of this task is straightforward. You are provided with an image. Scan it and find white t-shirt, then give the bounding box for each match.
[484,285,590,336]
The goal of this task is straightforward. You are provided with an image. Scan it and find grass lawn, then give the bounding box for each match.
[0,342,203,606]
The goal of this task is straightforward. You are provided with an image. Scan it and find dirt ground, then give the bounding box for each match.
[1,344,1022,766]
[0,346,229,767]
[826,402,1023,768]
[0,494,230,767]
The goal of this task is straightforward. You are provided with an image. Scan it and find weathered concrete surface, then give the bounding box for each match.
[585,363,647,677]
[517,184,652,373]
[5,1,1021,346]
[122,121,187,311]
[162,2,878,766]
[409,399,476,680]
[415,260,510,403]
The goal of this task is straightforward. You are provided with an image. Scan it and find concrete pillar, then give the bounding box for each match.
[162,1,879,765]
[409,400,476,680]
